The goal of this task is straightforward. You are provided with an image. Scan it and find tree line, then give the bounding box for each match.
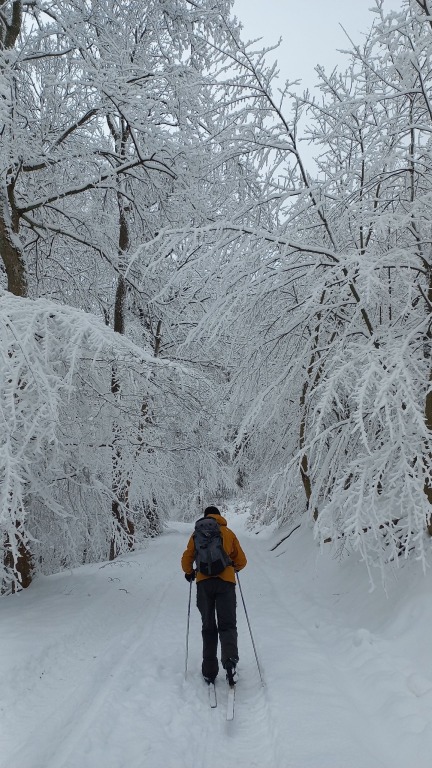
[1,0,431,591]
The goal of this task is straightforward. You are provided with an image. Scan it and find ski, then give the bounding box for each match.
[208,682,217,708]
[226,684,235,721]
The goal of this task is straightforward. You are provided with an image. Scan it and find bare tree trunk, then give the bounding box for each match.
[134,319,163,537]
[109,494,135,561]
[299,299,328,521]
[109,274,135,558]
[424,378,432,535]
[423,267,432,535]
[4,523,32,593]
[0,201,32,586]
[0,4,33,588]
[0,210,27,296]
[0,1,22,51]
[108,117,136,560]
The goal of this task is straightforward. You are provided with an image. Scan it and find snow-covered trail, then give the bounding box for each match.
[2,511,432,768]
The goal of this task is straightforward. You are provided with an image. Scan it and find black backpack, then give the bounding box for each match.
[194,516,232,576]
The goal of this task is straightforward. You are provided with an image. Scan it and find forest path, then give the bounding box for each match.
[2,511,432,768]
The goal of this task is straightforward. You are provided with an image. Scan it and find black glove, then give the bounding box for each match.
[185,570,196,582]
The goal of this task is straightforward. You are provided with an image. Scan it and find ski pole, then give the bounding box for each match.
[237,572,264,686]
[184,578,192,679]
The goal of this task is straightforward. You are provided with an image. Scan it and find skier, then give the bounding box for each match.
[181,505,247,686]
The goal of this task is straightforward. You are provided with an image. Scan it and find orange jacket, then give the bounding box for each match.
[181,513,247,584]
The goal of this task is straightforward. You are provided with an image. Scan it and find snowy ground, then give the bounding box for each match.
[2,508,432,768]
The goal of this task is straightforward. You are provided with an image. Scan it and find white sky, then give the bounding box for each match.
[233,0,405,90]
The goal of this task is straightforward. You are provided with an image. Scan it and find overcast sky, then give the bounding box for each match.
[233,0,405,90]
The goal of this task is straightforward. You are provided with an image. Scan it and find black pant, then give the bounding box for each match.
[196,578,238,680]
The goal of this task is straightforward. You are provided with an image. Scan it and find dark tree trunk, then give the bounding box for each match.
[0,1,22,51]
[109,118,136,559]
[3,523,33,593]
[0,213,27,296]
[0,15,33,583]
[424,272,432,535]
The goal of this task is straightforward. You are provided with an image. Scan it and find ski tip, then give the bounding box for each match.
[226,685,235,721]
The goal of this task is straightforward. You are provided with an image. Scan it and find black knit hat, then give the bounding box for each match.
[204,505,220,516]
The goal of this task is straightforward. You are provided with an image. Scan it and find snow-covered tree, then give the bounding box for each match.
[203,0,432,573]
[0,0,274,589]
[0,289,207,592]
[130,0,432,577]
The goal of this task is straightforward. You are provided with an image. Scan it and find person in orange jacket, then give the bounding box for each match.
[181,505,247,685]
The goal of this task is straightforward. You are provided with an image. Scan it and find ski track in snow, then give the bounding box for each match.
[2,514,432,768]
[252,553,390,768]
